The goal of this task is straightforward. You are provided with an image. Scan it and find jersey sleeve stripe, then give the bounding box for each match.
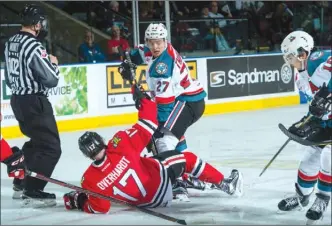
[137,120,155,135]
[182,88,204,96]
[179,63,186,74]
[323,57,332,71]
[138,119,157,132]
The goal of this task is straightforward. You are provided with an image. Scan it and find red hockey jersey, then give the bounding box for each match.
[1,135,13,162]
[80,99,172,214]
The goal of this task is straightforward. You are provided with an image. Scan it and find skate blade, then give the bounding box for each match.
[306,219,318,225]
[204,183,215,190]
[173,194,191,202]
[233,172,244,197]
[276,206,305,214]
[12,190,23,200]
[22,198,57,208]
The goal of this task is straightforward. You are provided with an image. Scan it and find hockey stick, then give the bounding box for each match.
[259,115,313,177]
[119,48,159,156]
[25,170,186,225]
[278,123,331,146]
[258,138,291,177]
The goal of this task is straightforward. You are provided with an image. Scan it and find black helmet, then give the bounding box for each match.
[21,4,46,26]
[78,132,106,159]
[20,4,48,40]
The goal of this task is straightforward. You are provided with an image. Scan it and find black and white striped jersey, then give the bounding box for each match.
[4,31,59,96]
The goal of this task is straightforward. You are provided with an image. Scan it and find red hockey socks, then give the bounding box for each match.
[183,152,224,184]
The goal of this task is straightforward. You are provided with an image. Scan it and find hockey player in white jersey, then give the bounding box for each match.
[278,30,331,224]
[119,23,243,201]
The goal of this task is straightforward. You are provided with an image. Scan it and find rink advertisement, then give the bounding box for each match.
[0,65,89,128]
[207,55,294,99]
[1,56,299,139]
[0,70,16,126]
[49,66,88,117]
[106,61,198,108]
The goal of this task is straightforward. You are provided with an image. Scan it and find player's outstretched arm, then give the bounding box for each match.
[129,93,158,153]
[63,177,111,214]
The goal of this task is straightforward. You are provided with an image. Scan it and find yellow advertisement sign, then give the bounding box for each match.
[106,61,197,108]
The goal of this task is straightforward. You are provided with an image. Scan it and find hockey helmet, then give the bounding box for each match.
[145,23,168,41]
[20,4,48,39]
[21,4,46,26]
[78,131,106,159]
[281,30,314,64]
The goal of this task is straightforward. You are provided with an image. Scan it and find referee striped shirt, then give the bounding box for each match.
[4,31,59,96]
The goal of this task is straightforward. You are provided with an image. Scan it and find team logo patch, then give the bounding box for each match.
[111,136,121,148]
[309,51,324,61]
[289,36,296,42]
[155,62,168,75]
[41,50,48,58]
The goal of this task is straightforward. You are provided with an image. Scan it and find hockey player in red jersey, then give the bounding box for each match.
[63,86,243,214]
[1,113,25,179]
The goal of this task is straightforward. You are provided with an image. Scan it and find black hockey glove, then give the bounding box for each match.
[118,60,137,81]
[132,84,150,110]
[153,125,165,139]
[309,83,332,118]
[3,146,26,179]
[288,116,321,138]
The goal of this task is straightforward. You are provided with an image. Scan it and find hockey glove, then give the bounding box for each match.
[132,84,151,110]
[288,116,321,138]
[309,83,332,118]
[118,60,137,81]
[63,191,88,211]
[154,124,165,139]
[3,147,25,179]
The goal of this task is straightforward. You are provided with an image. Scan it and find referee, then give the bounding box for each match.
[4,4,61,206]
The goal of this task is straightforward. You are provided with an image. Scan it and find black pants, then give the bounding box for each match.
[153,151,186,184]
[163,99,205,140]
[11,94,62,191]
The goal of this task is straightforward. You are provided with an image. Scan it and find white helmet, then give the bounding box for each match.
[144,23,168,41]
[281,30,314,64]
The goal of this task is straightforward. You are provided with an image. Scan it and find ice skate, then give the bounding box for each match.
[184,175,206,191]
[12,183,24,200]
[306,193,330,225]
[22,190,57,208]
[278,183,311,212]
[217,169,243,197]
[172,179,190,202]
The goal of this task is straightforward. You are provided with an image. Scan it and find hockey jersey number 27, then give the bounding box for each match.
[130,43,206,122]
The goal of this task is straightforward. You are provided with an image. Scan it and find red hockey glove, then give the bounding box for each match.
[63,191,88,211]
[138,98,157,124]
[3,147,25,179]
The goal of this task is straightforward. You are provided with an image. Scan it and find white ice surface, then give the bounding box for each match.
[1,105,331,225]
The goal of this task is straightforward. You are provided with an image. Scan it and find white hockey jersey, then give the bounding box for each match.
[130,43,206,122]
[295,50,331,121]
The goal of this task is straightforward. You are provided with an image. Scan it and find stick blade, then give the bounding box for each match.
[176,219,187,225]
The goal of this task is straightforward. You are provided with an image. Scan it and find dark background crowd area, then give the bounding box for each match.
[1,1,331,64]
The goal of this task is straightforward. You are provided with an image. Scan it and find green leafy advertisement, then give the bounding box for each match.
[55,66,88,116]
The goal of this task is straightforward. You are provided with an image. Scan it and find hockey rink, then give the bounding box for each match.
[1,104,331,225]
